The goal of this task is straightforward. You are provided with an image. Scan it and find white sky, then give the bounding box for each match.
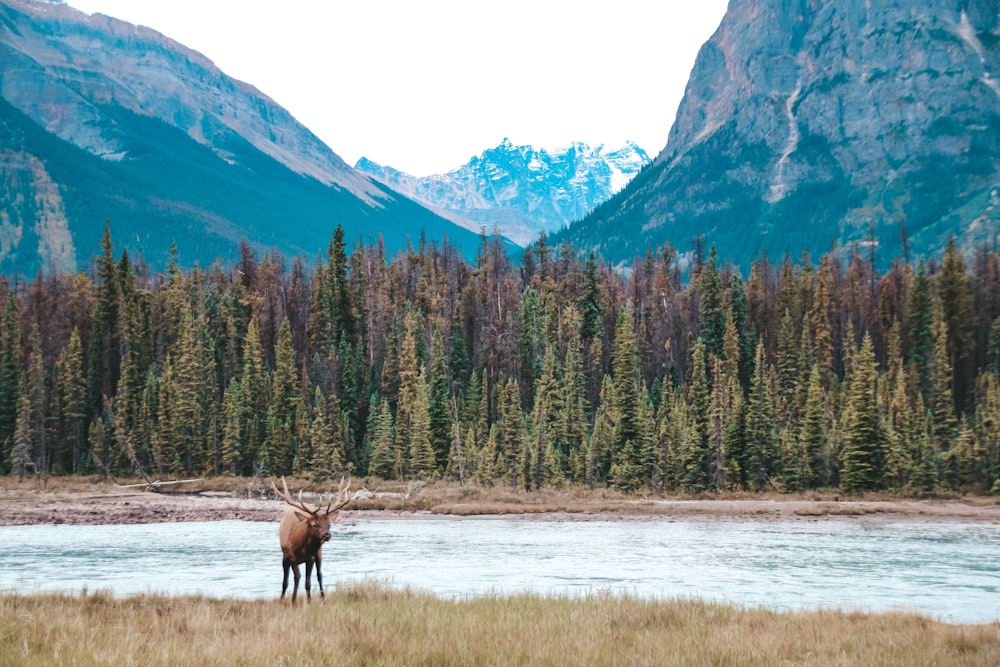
[65,0,729,176]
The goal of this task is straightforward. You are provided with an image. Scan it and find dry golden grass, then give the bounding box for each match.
[2,584,999,666]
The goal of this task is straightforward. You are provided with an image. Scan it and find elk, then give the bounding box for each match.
[270,476,351,602]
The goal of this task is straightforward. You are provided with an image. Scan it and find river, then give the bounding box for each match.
[1,517,997,623]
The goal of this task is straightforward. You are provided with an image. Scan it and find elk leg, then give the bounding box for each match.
[290,563,301,603]
[281,557,292,599]
[315,554,324,599]
[304,560,313,600]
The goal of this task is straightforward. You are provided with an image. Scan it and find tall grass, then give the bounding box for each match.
[2,584,998,666]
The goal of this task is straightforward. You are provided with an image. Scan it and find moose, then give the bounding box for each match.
[270,476,351,602]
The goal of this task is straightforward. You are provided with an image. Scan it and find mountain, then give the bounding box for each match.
[0,0,484,275]
[356,139,650,246]
[555,0,1000,266]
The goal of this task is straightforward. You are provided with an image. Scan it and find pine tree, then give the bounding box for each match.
[88,223,123,425]
[368,397,397,479]
[559,305,589,483]
[910,410,939,496]
[427,326,452,470]
[811,256,835,382]
[728,274,755,391]
[12,394,32,481]
[0,293,20,474]
[611,305,641,456]
[580,251,603,342]
[265,319,300,475]
[708,355,735,491]
[930,321,959,485]
[745,342,779,491]
[839,334,882,492]
[220,380,243,475]
[23,325,46,474]
[987,315,1000,375]
[883,365,914,492]
[938,238,975,410]
[306,389,333,480]
[475,423,498,486]
[776,309,800,412]
[239,316,269,473]
[56,328,87,474]
[496,377,524,489]
[518,287,546,410]
[700,246,725,360]
[588,375,616,488]
[680,340,712,491]
[907,260,933,389]
[530,345,560,488]
[408,367,437,478]
[799,364,828,488]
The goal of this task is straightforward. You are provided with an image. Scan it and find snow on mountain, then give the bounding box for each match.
[356,139,651,246]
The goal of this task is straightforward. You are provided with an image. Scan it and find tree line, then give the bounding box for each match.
[2,223,999,495]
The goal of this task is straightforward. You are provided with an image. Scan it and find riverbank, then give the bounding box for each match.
[3,584,999,666]
[2,476,999,526]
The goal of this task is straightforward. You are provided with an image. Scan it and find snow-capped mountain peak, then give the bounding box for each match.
[356,139,650,246]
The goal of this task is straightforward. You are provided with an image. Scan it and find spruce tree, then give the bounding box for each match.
[265,319,300,475]
[57,328,87,474]
[907,260,933,389]
[700,246,725,360]
[799,364,828,488]
[588,375,616,487]
[810,257,835,382]
[87,222,122,419]
[497,377,524,489]
[839,334,882,492]
[408,367,437,478]
[309,388,342,481]
[239,316,268,473]
[611,305,641,456]
[220,381,243,475]
[427,326,452,470]
[776,309,800,412]
[12,393,32,481]
[368,397,397,479]
[680,340,712,491]
[579,251,603,342]
[0,293,20,474]
[745,342,779,491]
[938,238,975,410]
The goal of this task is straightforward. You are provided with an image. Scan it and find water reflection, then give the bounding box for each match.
[1,518,997,623]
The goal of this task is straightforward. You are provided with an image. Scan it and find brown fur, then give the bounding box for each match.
[271,477,350,603]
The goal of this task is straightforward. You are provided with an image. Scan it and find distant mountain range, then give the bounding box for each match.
[555,0,1000,266]
[356,139,650,246]
[0,0,485,274]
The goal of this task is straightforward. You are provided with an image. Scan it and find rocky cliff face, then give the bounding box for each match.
[558,0,1000,265]
[357,139,650,246]
[0,0,483,273]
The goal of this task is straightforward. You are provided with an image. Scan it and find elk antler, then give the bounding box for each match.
[324,477,351,516]
[270,476,317,516]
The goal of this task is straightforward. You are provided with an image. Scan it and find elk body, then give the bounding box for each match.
[270,477,350,602]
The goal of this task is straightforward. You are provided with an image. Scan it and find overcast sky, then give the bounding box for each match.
[66,0,729,176]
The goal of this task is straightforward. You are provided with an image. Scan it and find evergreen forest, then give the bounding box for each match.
[2,223,1000,496]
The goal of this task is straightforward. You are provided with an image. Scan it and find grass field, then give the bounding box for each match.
[2,583,999,666]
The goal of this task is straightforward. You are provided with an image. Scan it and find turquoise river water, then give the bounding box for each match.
[1,518,997,623]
